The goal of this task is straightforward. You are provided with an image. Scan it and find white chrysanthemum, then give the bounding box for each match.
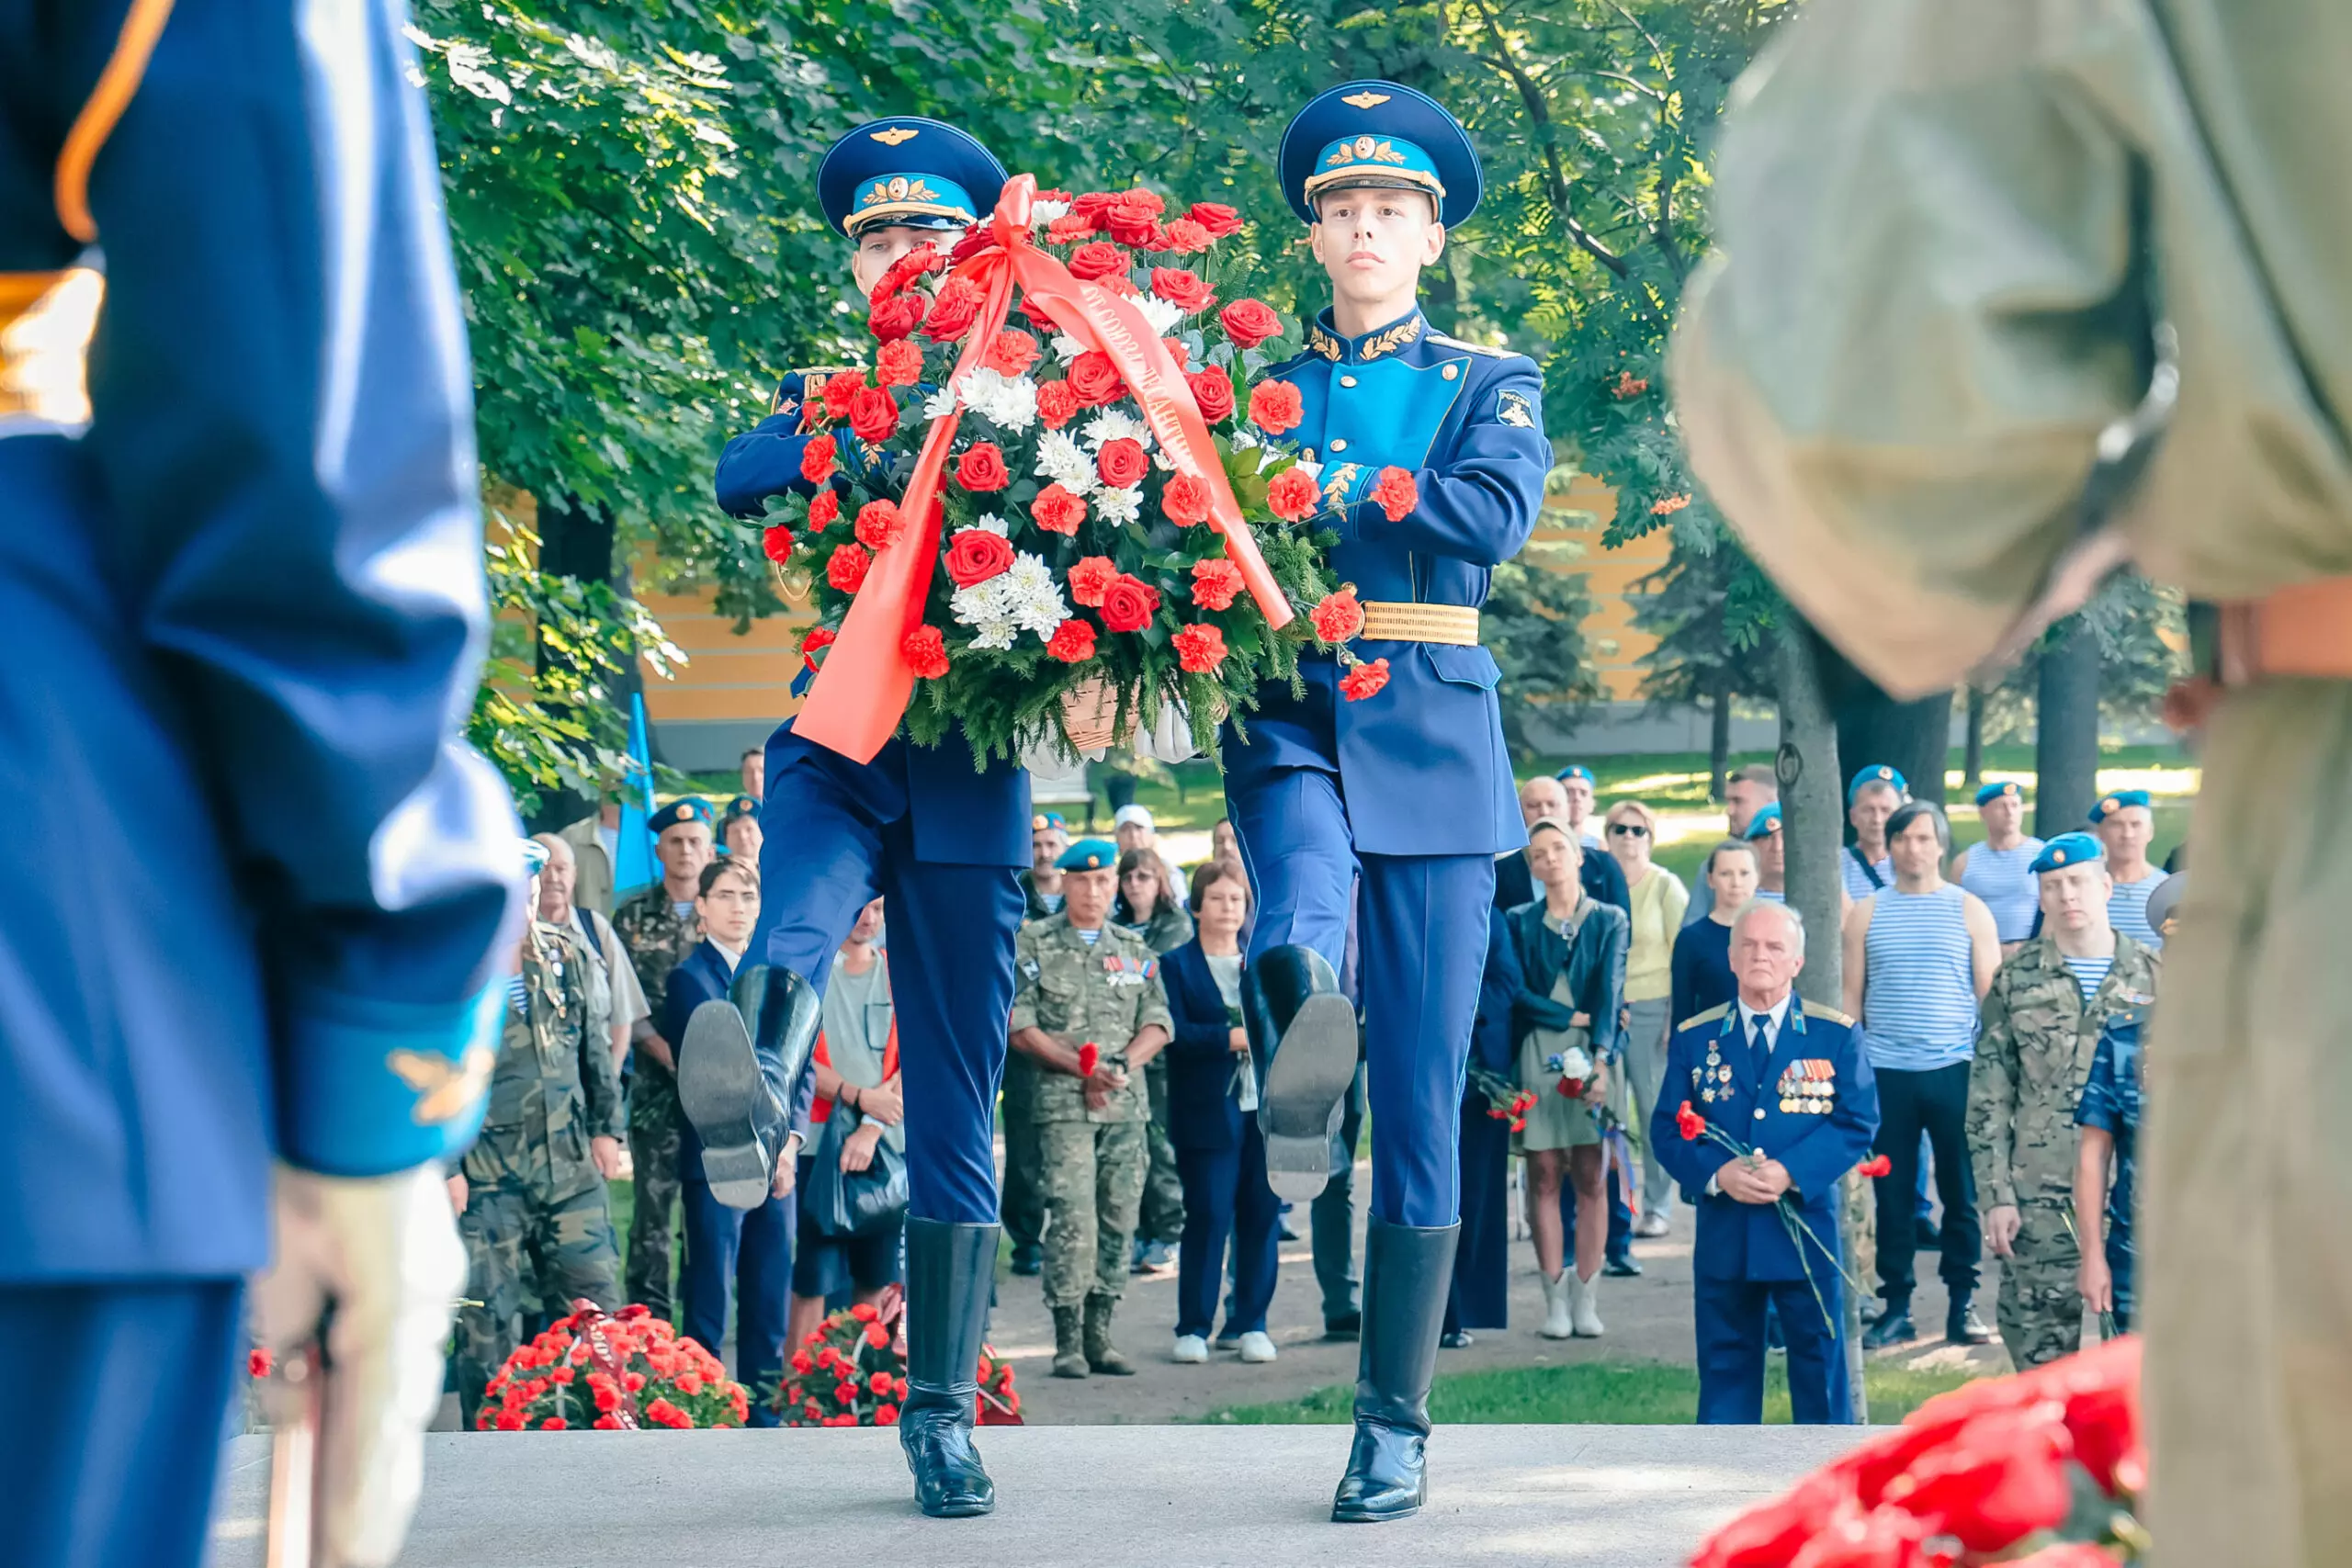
[1001,555,1069,639]
[959,367,1038,434]
[1035,429,1097,493]
[1136,294,1186,335]
[976,513,1010,536]
[963,615,1021,653]
[1093,486,1143,525]
[1080,410,1153,452]
[921,383,958,421]
[1152,450,1178,472]
[1031,199,1071,225]
[1052,333,1088,365]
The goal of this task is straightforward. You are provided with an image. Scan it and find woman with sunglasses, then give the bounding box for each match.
[1605,801,1688,1237]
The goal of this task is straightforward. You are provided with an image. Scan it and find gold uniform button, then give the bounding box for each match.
[1340,375,1358,388]
[1442,364,1459,380]
[1329,437,1348,452]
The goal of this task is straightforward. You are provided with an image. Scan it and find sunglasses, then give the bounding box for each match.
[1608,823,1649,838]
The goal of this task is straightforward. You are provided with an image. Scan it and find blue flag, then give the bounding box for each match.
[614,693,657,897]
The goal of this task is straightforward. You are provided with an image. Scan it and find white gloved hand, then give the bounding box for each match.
[250,1163,468,1568]
[1130,698,1199,764]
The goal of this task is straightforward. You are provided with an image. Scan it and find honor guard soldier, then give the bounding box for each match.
[1,6,523,1562]
[454,841,627,1425]
[1220,81,1551,1523]
[1650,903,1880,1425]
[679,118,1035,1519]
[1007,840,1174,1379]
[1968,833,2158,1369]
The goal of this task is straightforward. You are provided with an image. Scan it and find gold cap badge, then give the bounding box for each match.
[1341,91,1391,109]
[870,127,920,146]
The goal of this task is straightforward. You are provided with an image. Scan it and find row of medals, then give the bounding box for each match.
[1697,1041,1834,1114]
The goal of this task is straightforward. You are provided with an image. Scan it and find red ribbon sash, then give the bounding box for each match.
[794,174,1295,763]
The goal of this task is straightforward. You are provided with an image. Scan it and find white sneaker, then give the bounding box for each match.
[1172,1334,1209,1364]
[1237,1330,1278,1363]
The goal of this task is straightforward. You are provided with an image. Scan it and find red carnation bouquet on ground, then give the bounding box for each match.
[1692,1335,2149,1567]
[476,1301,750,1431]
[760,178,1389,767]
[773,1284,1021,1427]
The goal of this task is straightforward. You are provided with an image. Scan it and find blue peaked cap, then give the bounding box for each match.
[1279,81,1483,230]
[818,118,1008,237]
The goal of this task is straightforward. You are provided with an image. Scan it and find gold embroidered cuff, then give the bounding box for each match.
[1359,601,1480,646]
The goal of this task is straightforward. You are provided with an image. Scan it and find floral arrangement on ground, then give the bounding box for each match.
[475,1301,750,1430]
[773,1286,1019,1427]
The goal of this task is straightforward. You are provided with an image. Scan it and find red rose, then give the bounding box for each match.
[1676,1100,1708,1142]
[762,525,795,564]
[1094,271,1139,299]
[798,626,835,669]
[848,386,899,444]
[1188,366,1236,424]
[944,527,1014,587]
[1035,380,1080,429]
[1077,1042,1101,1077]
[1148,268,1216,313]
[1160,337,1193,371]
[1099,573,1162,634]
[1310,587,1365,644]
[1045,215,1096,246]
[1160,472,1213,527]
[1857,1154,1893,1179]
[1032,482,1088,536]
[1265,466,1319,521]
[983,329,1039,377]
[1114,186,1165,219]
[806,487,840,531]
[1067,556,1118,606]
[1071,191,1118,223]
[922,278,985,344]
[854,500,904,551]
[821,371,865,421]
[799,434,838,485]
[1219,298,1282,349]
[1249,378,1305,435]
[868,294,925,342]
[1370,466,1418,523]
[1161,219,1212,254]
[1096,437,1150,491]
[1189,202,1244,238]
[876,337,923,389]
[1046,618,1097,663]
[1107,213,1164,249]
[875,1404,901,1427]
[1067,350,1124,408]
[955,442,1012,492]
[827,543,870,592]
[1339,658,1391,701]
[1020,298,1062,335]
[1172,623,1227,673]
[1067,243,1132,283]
[902,625,950,680]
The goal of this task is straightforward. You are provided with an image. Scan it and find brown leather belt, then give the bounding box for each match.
[2215,578,2352,683]
[1359,601,1480,647]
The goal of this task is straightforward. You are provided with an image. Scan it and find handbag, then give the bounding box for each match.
[805,1106,908,1238]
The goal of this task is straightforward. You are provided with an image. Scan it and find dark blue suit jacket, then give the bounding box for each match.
[1649,999,1880,1283]
[1159,940,1250,1154]
[662,941,742,1182]
[1471,906,1521,1078]
[1220,307,1548,859]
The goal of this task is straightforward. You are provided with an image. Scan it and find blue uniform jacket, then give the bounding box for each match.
[1160,939,1251,1153]
[1221,308,1550,858]
[1649,999,1880,1283]
[0,0,520,1280]
[714,367,895,519]
[1504,898,1631,1063]
[2075,1007,2145,1247]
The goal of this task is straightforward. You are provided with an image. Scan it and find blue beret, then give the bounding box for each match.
[2087,790,2153,823]
[521,838,549,876]
[1031,812,1069,832]
[1974,780,2024,807]
[1555,764,1595,786]
[1279,81,1484,229]
[1743,802,1782,840]
[724,795,760,822]
[2031,832,2106,874]
[649,797,715,837]
[1848,764,1906,805]
[817,118,1008,238]
[1057,838,1119,873]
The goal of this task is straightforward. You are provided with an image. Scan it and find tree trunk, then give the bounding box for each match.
[2034,616,2103,839]
[1708,669,1733,804]
[530,493,634,833]
[1962,687,1986,789]
[1835,685,1955,808]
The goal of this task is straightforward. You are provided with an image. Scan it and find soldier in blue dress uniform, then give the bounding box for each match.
[676,118,1027,1519]
[1221,81,1552,1524]
[0,5,522,1563]
[1649,902,1881,1425]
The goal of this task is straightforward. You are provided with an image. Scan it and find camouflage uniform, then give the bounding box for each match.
[612,886,700,1315]
[455,922,625,1423]
[1967,934,2160,1369]
[1010,913,1172,1310]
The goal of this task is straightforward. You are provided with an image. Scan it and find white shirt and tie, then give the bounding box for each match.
[1706,992,1793,1196]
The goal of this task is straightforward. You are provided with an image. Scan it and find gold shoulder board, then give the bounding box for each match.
[1679,1002,1732,1032]
[1801,1001,1855,1027]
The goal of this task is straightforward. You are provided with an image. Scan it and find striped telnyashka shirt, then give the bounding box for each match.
[1960,838,2047,943]
[1860,883,1979,1073]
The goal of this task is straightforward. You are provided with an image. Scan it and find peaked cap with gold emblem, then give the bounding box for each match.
[1278,80,1483,229]
[816,117,1008,237]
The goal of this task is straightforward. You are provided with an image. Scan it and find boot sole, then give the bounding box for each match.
[1332,1488,1426,1524]
[1260,993,1357,1202]
[676,998,772,1210]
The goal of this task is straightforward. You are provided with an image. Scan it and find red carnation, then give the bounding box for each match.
[798,626,835,669]
[1370,466,1418,522]
[874,243,944,299]
[1266,466,1319,522]
[762,525,796,564]
[1172,623,1227,674]
[869,294,925,342]
[1067,556,1118,606]
[865,1322,890,1348]
[983,329,1040,378]
[876,338,923,388]
[821,371,865,421]
[1188,366,1236,424]
[949,226,993,265]
[944,527,1015,587]
[496,1410,525,1431]
[1148,267,1216,313]
[1154,471,1209,528]
[1067,243,1132,283]
[249,1348,274,1380]
[827,543,870,592]
[806,488,840,531]
[854,500,905,551]
[1045,215,1096,246]
[1096,437,1150,491]
[1077,1042,1101,1077]
[1219,298,1282,349]
[876,1404,901,1427]
[1339,658,1391,702]
[955,442,1012,492]
[1676,1101,1708,1142]
[1189,202,1244,239]
[1857,1154,1894,1179]
[1046,618,1097,663]
[1032,482,1089,536]
[1100,574,1162,634]
[1249,378,1304,435]
[1067,350,1124,407]
[923,279,985,344]
[799,434,838,485]
[848,386,899,444]
[868,1371,895,1395]
[1035,380,1080,429]
[1161,218,1213,254]
[902,625,950,680]
[1070,191,1118,222]
[1310,587,1365,644]
[1160,337,1193,371]
[1190,558,1243,612]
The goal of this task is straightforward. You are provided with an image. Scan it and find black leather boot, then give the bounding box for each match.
[1244,944,1358,1202]
[1331,1221,1459,1523]
[899,1218,999,1518]
[675,964,820,1209]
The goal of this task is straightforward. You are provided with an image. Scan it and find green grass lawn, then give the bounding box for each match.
[1204,1356,1980,1427]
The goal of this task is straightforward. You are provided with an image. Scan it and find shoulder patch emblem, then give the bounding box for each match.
[1679,1002,1732,1032]
[1020,957,1041,983]
[1496,389,1535,427]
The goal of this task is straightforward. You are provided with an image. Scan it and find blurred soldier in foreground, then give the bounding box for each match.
[1674,4,2352,1561]
[0,1,520,1562]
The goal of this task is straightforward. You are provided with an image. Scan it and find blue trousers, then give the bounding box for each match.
[1695,1275,1843,1424]
[0,1280,242,1568]
[1228,767,1492,1227]
[1174,1127,1282,1338]
[680,1178,794,1428]
[756,734,1024,1225]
